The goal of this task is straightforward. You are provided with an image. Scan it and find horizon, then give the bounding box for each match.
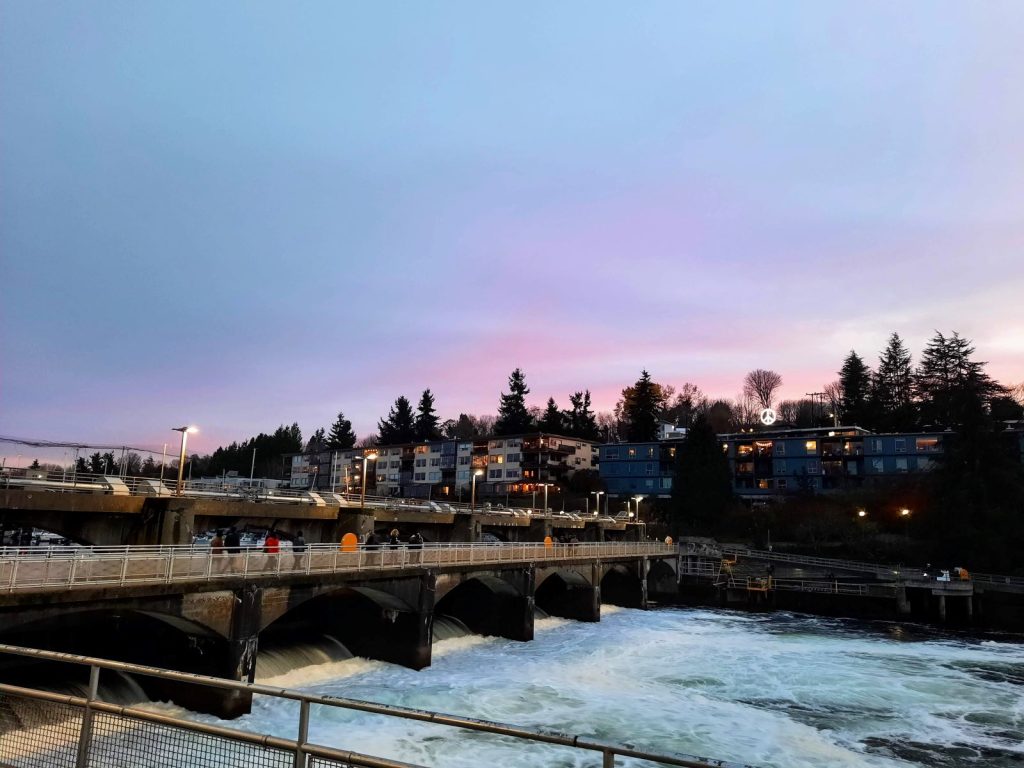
[2,2,1023,459]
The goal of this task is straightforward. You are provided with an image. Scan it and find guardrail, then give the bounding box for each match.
[723,577,890,597]
[0,644,753,768]
[0,541,677,594]
[716,545,904,577]
[0,469,618,522]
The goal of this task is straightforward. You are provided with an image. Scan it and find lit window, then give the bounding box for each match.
[805,440,817,453]
[916,437,940,452]
[627,448,637,458]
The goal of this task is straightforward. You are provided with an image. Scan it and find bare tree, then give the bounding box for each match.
[731,394,761,431]
[743,369,783,410]
[1012,381,1024,407]
[823,380,844,426]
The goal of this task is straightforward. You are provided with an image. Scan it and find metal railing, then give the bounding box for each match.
[722,577,890,597]
[0,541,676,594]
[0,468,616,521]
[0,644,753,768]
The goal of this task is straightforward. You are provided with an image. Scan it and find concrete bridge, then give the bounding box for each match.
[0,485,636,548]
[0,541,678,718]
[678,541,1024,629]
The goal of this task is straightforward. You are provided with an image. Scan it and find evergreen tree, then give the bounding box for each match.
[538,397,564,433]
[87,452,103,473]
[621,370,661,442]
[306,428,328,453]
[326,411,357,449]
[566,390,601,440]
[141,456,158,476]
[494,369,535,435]
[29,459,40,470]
[443,414,479,439]
[839,351,873,427]
[75,457,89,474]
[414,389,442,441]
[874,332,915,430]
[670,415,735,535]
[378,396,416,444]
[916,331,1003,429]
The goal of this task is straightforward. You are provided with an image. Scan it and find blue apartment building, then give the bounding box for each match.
[599,426,955,501]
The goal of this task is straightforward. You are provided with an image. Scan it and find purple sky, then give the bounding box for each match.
[2,2,1023,459]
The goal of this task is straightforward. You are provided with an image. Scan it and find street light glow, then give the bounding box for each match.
[900,508,911,517]
[365,452,379,461]
[857,509,867,518]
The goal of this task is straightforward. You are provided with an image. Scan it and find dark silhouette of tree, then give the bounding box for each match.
[200,424,303,480]
[566,390,601,440]
[823,381,843,426]
[326,411,357,449]
[873,332,915,430]
[621,370,661,442]
[915,331,1003,429]
[839,351,873,426]
[670,415,735,535]
[141,456,158,476]
[494,369,535,435]
[743,369,783,410]
[538,397,564,433]
[414,389,442,441]
[443,414,479,439]
[75,457,89,474]
[378,396,416,444]
[305,428,327,453]
[990,396,1024,421]
[664,383,705,427]
[29,459,40,470]
[704,400,735,434]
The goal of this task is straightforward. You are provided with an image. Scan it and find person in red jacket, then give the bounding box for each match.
[263,530,281,572]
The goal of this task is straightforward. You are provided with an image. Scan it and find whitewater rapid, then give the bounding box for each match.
[220,607,1023,768]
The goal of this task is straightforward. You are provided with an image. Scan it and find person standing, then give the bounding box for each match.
[264,530,280,572]
[292,530,306,571]
[210,530,225,573]
[224,527,241,573]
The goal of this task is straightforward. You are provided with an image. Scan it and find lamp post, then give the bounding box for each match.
[538,482,554,513]
[471,469,484,511]
[359,452,378,510]
[633,494,645,523]
[592,491,605,517]
[172,426,198,497]
[900,507,911,538]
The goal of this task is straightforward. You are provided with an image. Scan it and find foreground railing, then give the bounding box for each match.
[0,644,752,768]
[0,542,676,593]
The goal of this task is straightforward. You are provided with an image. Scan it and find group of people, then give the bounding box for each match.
[363,529,425,549]
[208,527,307,571]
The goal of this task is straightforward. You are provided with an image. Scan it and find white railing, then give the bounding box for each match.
[0,468,611,521]
[0,541,676,593]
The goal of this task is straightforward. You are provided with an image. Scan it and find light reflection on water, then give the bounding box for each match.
[210,608,1024,768]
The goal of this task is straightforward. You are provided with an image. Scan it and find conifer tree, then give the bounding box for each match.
[414,389,442,441]
[839,351,873,426]
[915,331,1002,428]
[621,370,661,442]
[326,411,357,449]
[670,415,735,535]
[538,397,564,433]
[494,369,535,435]
[874,332,915,430]
[378,396,417,444]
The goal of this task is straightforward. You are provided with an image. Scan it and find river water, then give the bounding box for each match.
[211,607,1023,768]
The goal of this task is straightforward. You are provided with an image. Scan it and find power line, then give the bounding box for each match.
[0,435,166,456]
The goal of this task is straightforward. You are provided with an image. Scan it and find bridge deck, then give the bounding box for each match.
[0,541,675,594]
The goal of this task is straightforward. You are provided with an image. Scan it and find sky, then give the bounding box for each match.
[2,2,1023,460]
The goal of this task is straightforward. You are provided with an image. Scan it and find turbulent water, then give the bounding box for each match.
[212,608,1022,768]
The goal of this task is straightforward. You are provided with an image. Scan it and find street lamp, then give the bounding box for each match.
[900,507,911,538]
[857,509,867,518]
[359,452,378,510]
[471,469,484,511]
[538,482,555,513]
[172,426,198,497]
[634,495,645,524]
[591,491,605,516]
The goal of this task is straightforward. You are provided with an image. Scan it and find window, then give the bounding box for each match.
[916,437,940,453]
[377,475,387,483]
[458,456,470,465]
[429,458,440,467]
[871,439,883,452]
[758,479,771,490]
[737,445,753,457]
[627,447,637,458]
[415,445,428,454]
[805,440,817,453]
[414,472,426,481]
[806,460,820,474]
[778,479,788,490]
[414,458,426,468]
[775,443,786,456]
[457,470,470,481]
[489,440,504,449]
[488,468,502,479]
[645,479,655,489]
[896,457,908,472]
[645,462,656,475]
[775,460,788,475]
[428,471,441,482]
[895,438,907,453]
[668,447,676,458]
[871,458,884,472]
[489,455,504,464]
[506,469,520,478]
[507,453,521,463]
[605,448,620,460]
[646,447,656,458]
[507,439,520,447]
[389,461,399,468]
[918,457,935,471]
[737,462,754,474]
[660,477,672,490]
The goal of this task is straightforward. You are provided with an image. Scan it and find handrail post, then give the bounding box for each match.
[74,664,100,768]
[294,698,310,768]
[602,748,615,767]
